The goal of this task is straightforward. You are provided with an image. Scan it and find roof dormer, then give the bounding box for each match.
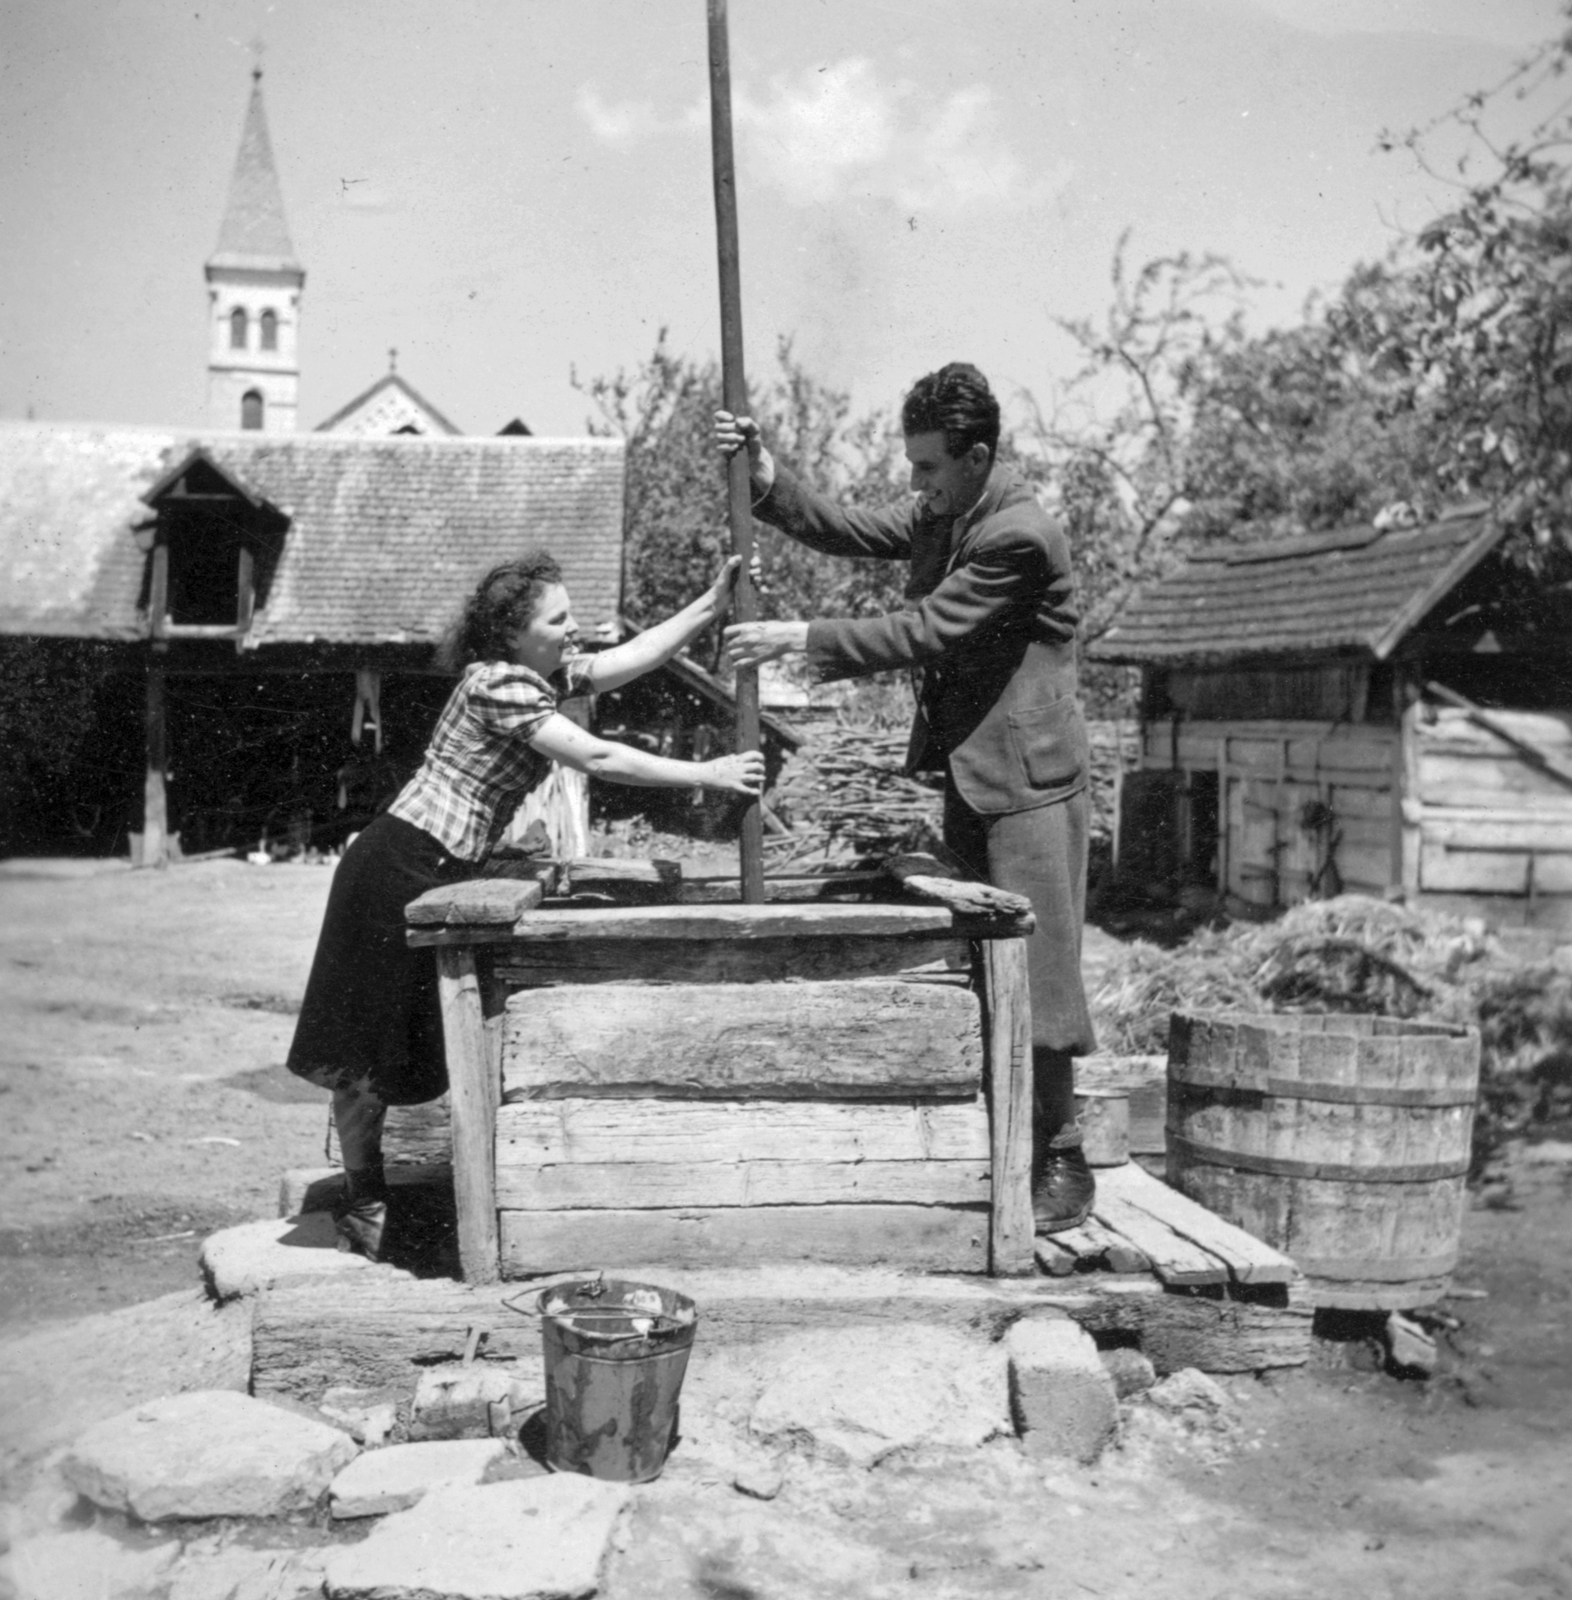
[138,449,288,646]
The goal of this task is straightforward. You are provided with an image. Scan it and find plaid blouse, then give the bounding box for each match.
[388,656,593,862]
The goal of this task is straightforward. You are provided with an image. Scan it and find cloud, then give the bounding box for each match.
[578,58,1067,211]
[575,84,672,149]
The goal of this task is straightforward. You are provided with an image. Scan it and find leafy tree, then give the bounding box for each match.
[574,332,908,671]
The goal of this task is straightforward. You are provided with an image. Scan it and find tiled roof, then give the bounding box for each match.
[209,74,301,274]
[1088,508,1504,667]
[0,424,626,646]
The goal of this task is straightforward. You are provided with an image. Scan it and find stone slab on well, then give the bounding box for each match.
[62,1390,359,1521]
[322,1475,631,1600]
[747,1324,1010,1468]
[1005,1317,1119,1464]
[201,1214,407,1302]
[329,1438,507,1518]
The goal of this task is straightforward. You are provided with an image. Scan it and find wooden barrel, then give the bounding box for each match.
[1165,1011,1480,1310]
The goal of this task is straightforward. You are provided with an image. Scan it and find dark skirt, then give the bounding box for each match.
[286,813,468,1106]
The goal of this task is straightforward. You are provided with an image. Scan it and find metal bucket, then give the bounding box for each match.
[539,1277,697,1483]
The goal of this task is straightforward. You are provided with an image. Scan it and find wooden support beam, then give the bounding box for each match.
[437,947,499,1285]
[981,937,1034,1276]
[141,663,169,869]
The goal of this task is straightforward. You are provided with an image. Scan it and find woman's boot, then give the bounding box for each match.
[336,1164,389,1261]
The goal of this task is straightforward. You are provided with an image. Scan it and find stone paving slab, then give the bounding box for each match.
[329,1438,507,1518]
[322,1475,631,1600]
[63,1390,358,1521]
[201,1214,408,1302]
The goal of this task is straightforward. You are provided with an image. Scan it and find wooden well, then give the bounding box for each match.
[1165,1009,1481,1309]
[406,868,1038,1284]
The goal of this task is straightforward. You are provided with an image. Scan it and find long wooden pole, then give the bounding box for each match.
[707,0,765,904]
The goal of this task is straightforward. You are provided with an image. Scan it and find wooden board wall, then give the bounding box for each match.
[1139,719,1398,906]
[1415,709,1572,898]
[496,961,994,1277]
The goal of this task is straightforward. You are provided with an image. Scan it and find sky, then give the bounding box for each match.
[1,0,1567,439]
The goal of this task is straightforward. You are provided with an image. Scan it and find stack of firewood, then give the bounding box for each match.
[766,725,943,866]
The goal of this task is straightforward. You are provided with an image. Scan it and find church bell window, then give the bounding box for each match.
[260,309,278,351]
[241,390,264,430]
[230,306,248,349]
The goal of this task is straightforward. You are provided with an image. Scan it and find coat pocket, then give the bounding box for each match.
[1007,694,1088,794]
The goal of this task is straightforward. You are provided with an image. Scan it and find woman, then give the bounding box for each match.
[287,550,762,1258]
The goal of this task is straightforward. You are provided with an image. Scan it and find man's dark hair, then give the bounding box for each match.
[901,362,1000,463]
[440,549,563,669]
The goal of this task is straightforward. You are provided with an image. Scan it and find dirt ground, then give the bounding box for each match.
[2,856,1570,1598]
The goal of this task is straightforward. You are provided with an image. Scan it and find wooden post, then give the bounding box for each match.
[707,0,765,904]
[141,662,169,869]
[981,936,1035,1275]
[437,946,500,1284]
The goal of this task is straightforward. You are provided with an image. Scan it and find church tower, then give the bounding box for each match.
[205,69,303,432]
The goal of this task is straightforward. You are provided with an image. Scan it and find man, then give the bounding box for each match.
[716,361,1098,1233]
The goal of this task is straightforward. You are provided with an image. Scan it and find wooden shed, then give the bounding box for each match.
[1089,506,1572,927]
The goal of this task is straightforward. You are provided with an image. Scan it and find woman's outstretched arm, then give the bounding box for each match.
[527,712,764,794]
[580,556,741,693]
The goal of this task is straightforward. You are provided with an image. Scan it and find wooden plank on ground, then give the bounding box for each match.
[493,935,968,987]
[1034,1238,1079,1277]
[498,1204,989,1275]
[495,1158,991,1209]
[501,979,981,1100]
[1091,1189,1229,1287]
[1095,1163,1296,1285]
[495,1098,991,1166]
[1049,1214,1151,1274]
[250,1265,1311,1403]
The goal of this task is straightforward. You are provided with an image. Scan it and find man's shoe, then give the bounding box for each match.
[1032,1129,1096,1235]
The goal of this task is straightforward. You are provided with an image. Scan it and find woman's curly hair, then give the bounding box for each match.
[439,550,563,670]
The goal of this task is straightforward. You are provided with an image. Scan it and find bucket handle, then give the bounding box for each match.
[501,1270,605,1322]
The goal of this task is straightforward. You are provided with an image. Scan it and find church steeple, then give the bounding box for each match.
[205,69,304,433]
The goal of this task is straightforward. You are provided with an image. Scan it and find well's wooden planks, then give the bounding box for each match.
[495,1098,990,1166]
[501,979,981,1100]
[508,902,956,941]
[495,1158,991,1210]
[1094,1162,1294,1285]
[437,946,500,1285]
[494,935,967,987]
[680,871,887,904]
[498,1204,989,1274]
[561,857,682,904]
[408,877,545,927]
[983,938,1035,1276]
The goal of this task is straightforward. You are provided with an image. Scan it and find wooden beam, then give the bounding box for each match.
[707,0,764,904]
[140,663,169,869]
[981,937,1034,1276]
[436,946,499,1285]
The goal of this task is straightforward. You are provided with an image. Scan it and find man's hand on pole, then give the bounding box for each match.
[724,619,809,671]
[714,410,775,499]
